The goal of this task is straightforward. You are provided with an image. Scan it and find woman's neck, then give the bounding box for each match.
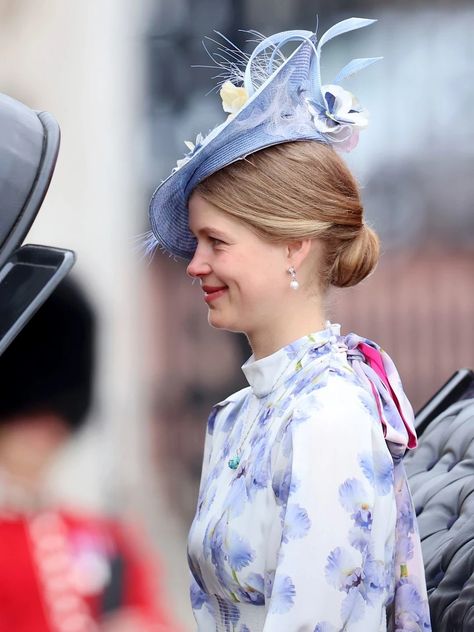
[247,307,327,360]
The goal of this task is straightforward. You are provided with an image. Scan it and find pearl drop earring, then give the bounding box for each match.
[288,266,299,290]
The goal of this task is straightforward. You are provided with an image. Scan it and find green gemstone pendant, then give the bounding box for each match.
[228,455,241,470]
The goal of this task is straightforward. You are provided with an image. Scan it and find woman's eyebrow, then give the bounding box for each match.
[190,226,230,239]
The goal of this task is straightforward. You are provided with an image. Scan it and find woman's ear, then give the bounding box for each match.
[286,239,314,268]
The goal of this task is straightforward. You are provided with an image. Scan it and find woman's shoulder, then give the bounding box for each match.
[271,368,391,478]
[213,386,250,409]
[206,386,250,436]
[294,341,368,397]
[293,364,380,429]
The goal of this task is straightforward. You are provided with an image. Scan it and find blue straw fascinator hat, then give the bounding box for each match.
[149,17,381,260]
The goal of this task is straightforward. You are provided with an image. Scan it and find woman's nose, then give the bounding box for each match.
[186,249,211,278]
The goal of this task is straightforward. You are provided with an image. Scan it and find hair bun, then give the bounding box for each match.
[330,224,380,288]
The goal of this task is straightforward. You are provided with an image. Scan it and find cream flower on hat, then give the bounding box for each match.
[220,81,249,118]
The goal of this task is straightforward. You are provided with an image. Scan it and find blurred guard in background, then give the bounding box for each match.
[0,277,180,632]
[0,93,180,632]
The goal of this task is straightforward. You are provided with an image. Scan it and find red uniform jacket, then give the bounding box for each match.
[0,510,180,632]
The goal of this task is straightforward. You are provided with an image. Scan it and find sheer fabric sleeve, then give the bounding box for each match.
[263,378,397,632]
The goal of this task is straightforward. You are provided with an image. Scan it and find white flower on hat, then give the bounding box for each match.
[305,84,369,151]
[322,84,368,129]
[220,81,249,119]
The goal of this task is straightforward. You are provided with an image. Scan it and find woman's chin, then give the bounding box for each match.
[207,310,242,333]
[207,311,228,330]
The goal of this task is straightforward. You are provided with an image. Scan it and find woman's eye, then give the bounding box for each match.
[211,237,224,246]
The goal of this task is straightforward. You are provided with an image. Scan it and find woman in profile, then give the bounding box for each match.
[149,15,431,632]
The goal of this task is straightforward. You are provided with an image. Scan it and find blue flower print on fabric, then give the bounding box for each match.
[397,498,415,535]
[199,449,226,512]
[325,547,387,625]
[277,355,329,399]
[338,478,373,532]
[327,365,350,382]
[321,461,393,627]
[348,526,372,554]
[264,569,275,600]
[359,450,394,495]
[188,325,431,630]
[204,514,261,606]
[196,478,217,519]
[325,547,363,593]
[355,386,381,421]
[188,551,207,595]
[202,521,213,563]
[268,573,297,614]
[226,530,255,571]
[246,434,271,496]
[223,397,249,433]
[207,406,218,435]
[285,340,306,361]
[276,417,294,458]
[310,341,331,357]
[394,580,431,630]
[190,579,208,610]
[275,391,295,418]
[223,475,247,517]
[292,374,316,397]
[283,330,333,363]
[288,369,328,400]
[363,554,387,600]
[236,572,265,605]
[272,465,297,507]
[246,572,264,594]
[396,498,416,561]
[257,406,273,428]
[208,516,229,584]
[220,439,232,460]
[209,515,255,579]
[340,587,366,623]
[282,503,312,543]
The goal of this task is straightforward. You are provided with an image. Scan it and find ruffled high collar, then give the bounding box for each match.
[241,323,340,398]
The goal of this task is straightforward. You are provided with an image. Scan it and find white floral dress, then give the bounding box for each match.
[187,324,431,632]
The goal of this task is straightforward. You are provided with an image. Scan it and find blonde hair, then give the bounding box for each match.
[194,141,379,289]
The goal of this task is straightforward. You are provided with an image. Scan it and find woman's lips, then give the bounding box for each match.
[202,285,228,303]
